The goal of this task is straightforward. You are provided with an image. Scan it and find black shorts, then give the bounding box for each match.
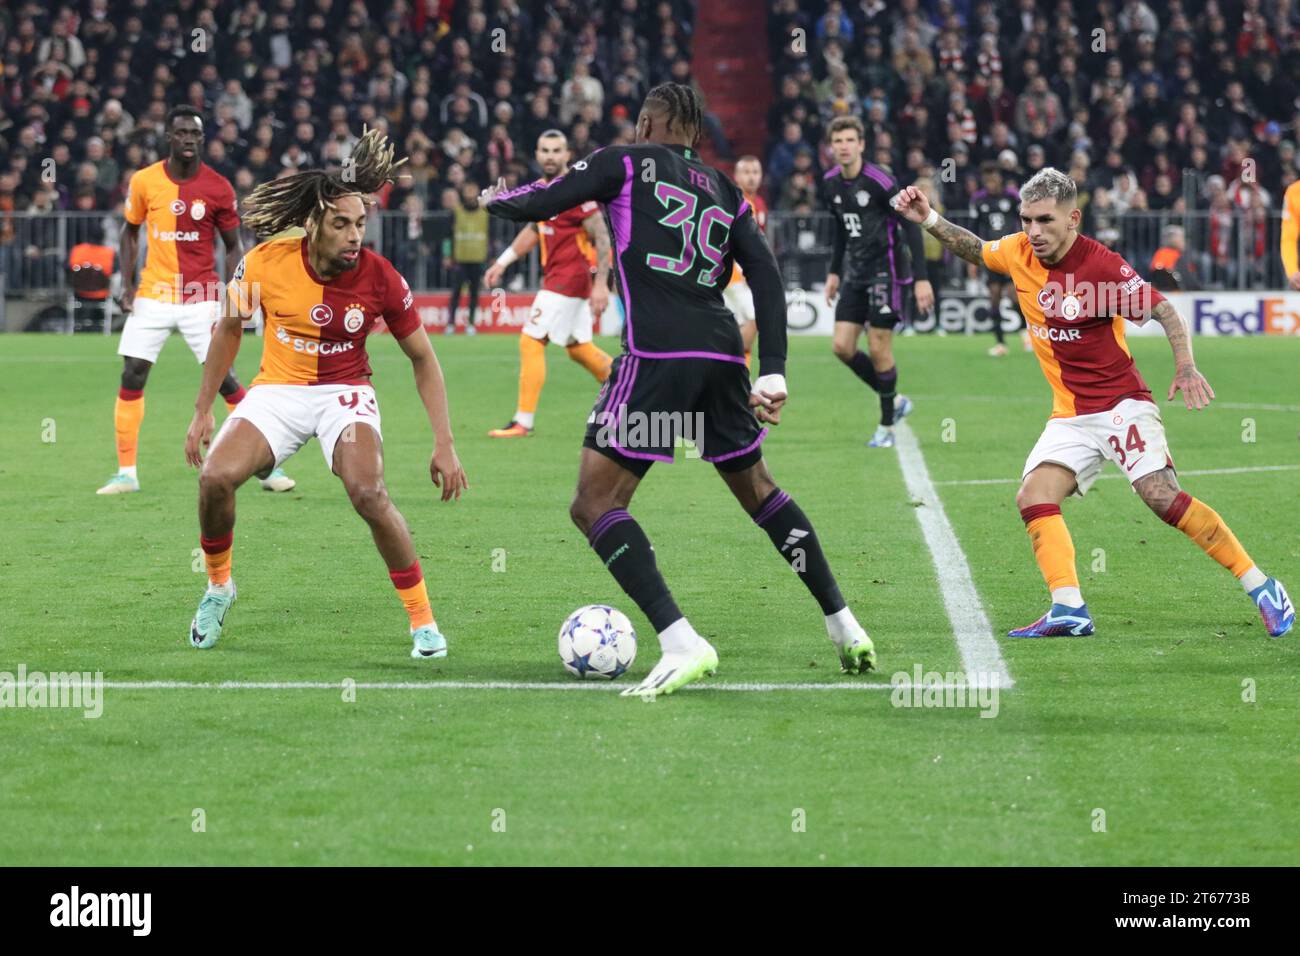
[582,354,767,479]
[835,273,906,329]
[982,268,1011,287]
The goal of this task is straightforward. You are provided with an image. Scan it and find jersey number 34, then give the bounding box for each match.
[645,183,735,288]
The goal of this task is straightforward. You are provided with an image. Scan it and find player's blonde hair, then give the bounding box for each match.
[240,127,406,240]
[1019,167,1077,208]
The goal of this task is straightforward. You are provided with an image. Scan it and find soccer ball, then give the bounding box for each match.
[558,605,637,680]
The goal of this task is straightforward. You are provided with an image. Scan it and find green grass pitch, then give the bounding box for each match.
[1,330,1297,865]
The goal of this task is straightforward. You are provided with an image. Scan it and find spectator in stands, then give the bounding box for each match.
[780,166,817,212]
[559,59,604,127]
[948,90,977,147]
[5,0,1299,302]
[768,122,813,199]
[932,140,968,213]
[1015,76,1064,138]
[24,183,63,287]
[976,74,1016,130]
[1211,80,1256,142]
[1206,179,1237,284]
[0,171,18,282]
[1151,224,1200,291]
[767,74,817,143]
[817,64,859,121]
[1278,141,1298,189]
[892,28,934,80]
[853,34,892,93]
[1254,121,1285,195]
[981,122,1018,166]
[996,148,1022,188]
[394,192,431,291]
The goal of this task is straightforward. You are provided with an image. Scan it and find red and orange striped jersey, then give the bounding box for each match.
[538,197,600,298]
[228,236,423,387]
[983,232,1163,418]
[124,161,239,304]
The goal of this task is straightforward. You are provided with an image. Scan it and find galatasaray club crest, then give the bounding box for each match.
[169,199,186,215]
[309,304,334,326]
[190,198,206,221]
[343,304,365,333]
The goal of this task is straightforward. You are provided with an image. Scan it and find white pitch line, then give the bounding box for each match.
[0,679,982,693]
[906,396,1300,414]
[1215,401,1300,413]
[893,423,1014,690]
[935,463,1300,487]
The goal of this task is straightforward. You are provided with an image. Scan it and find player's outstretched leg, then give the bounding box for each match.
[1009,464,1095,638]
[217,373,297,491]
[1138,469,1294,637]
[334,424,447,659]
[570,449,716,699]
[719,459,876,672]
[490,333,546,437]
[98,357,151,494]
[191,420,272,648]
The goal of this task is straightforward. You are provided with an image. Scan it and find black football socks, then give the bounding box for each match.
[751,489,846,615]
[847,350,880,389]
[848,351,897,426]
[876,365,898,426]
[587,509,683,632]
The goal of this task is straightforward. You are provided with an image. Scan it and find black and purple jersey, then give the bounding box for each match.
[970,185,1020,239]
[821,161,928,290]
[486,143,787,376]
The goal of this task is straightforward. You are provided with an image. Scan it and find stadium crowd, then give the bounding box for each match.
[764,0,1300,284]
[0,0,1297,291]
[0,0,698,286]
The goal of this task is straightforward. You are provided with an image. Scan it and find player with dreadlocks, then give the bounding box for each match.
[484,83,877,698]
[184,128,469,660]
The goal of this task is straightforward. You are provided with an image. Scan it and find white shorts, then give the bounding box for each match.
[1022,398,1173,496]
[723,281,755,324]
[521,289,593,345]
[118,298,219,363]
[220,383,383,472]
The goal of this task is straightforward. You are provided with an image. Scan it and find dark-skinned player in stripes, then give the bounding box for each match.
[482,83,876,698]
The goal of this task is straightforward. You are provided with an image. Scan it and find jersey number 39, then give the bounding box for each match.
[645,182,735,288]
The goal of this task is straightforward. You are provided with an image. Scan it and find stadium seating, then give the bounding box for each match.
[1,0,1297,297]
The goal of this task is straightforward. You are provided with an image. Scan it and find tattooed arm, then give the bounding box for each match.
[926,216,986,266]
[1151,298,1215,410]
[890,185,985,265]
